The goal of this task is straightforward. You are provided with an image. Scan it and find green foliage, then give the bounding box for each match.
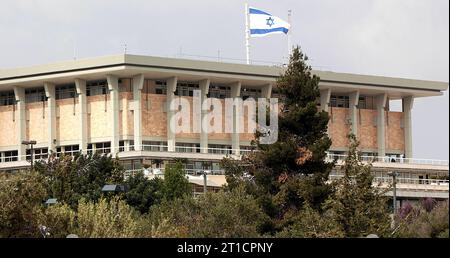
[124,171,164,214]
[146,187,268,238]
[276,204,344,238]
[324,134,391,237]
[163,162,191,201]
[0,171,47,237]
[222,46,334,235]
[73,197,139,238]
[34,153,125,208]
[37,203,76,238]
[394,201,449,238]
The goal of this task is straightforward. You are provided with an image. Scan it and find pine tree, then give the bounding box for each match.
[223,46,334,233]
[324,134,391,237]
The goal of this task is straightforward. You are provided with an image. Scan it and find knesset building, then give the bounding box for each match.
[0,54,448,202]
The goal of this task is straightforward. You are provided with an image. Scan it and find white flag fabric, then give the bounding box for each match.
[249,7,290,38]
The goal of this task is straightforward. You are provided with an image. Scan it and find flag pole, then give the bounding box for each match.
[287,9,292,58]
[245,3,250,64]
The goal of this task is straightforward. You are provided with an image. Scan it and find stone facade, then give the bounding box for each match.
[0,92,407,154]
[26,102,48,144]
[387,111,405,152]
[0,105,17,147]
[87,95,112,141]
[329,107,350,149]
[142,94,167,138]
[358,109,378,150]
[56,98,80,143]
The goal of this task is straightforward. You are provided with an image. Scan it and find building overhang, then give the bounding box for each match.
[0,54,448,99]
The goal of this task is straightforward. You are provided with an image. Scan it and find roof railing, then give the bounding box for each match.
[326,153,449,167]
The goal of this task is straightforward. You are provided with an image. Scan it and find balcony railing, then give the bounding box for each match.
[123,168,226,178]
[1,146,447,169]
[329,174,449,191]
[326,153,449,167]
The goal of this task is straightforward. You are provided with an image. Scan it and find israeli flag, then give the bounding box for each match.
[249,7,290,37]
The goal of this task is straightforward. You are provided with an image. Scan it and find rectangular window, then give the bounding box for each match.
[330,95,349,108]
[87,144,93,155]
[154,80,167,95]
[175,143,200,153]
[87,142,111,154]
[86,80,107,96]
[4,151,18,162]
[25,88,46,103]
[358,96,366,109]
[241,87,261,100]
[64,145,80,156]
[208,85,230,99]
[95,142,111,154]
[26,148,49,160]
[142,141,168,152]
[176,81,199,97]
[208,144,232,155]
[358,96,375,110]
[56,84,76,100]
[0,91,15,106]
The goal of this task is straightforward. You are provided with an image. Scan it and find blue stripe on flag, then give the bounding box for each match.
[250,27,289,35]
[249,8,271,15]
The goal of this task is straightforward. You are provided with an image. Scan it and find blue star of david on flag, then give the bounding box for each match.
[266,17,275,27]
[248,7,290,37]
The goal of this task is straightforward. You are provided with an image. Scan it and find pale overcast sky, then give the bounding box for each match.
[0,0,448,160]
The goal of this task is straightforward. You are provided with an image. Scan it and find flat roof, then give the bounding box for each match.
[0,54,448,94]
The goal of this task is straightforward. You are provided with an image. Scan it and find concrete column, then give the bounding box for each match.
[199,79,210,154]
[230,81,241,155]
[166,77,178,152]
[320,88,332,135]
[124,140,130,152]
[44,82,56,153]
[75,79,88,154]
[320,88,331,112]
[13,86,26,161]
[349,91,360,136]
[107,75,120,155]
[376,93,388,157]
[132,74,144,151]
[403,96,414,159]
[261,83,272,99]
[0,152,4,163]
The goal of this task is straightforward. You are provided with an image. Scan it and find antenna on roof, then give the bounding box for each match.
[123,43,127,54]
[71,38,77,61]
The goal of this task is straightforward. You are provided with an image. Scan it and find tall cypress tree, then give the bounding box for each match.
[223,46,334,233]
[256,46,333,209]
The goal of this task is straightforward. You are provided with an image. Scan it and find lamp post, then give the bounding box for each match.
[203,171,207,194]
[22,140,37,170]
[202,162,211,194]
[388,171,399,216]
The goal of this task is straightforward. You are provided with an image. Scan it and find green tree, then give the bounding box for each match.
[124,171,164,214]
[72,197,139,238]
[163,162,191,201]
[147,186,268,237]
[0,171,47,237]
[37,203,76,238]
[394,200,449,238]
[276,203,344,238]
[34,153,125,208]
[222,46,333,234]
[324,134,391,237]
